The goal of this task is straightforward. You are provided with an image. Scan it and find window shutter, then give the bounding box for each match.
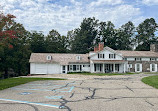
[68,65,69,71]
[140,64,142,72]
[94,64,96,71]
[150,64,152,72]
[80,65,82,71]
[103,54,104,58]
[155,64,157,72]
[135,64,137,72]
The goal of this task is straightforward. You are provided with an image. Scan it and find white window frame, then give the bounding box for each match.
[135,58,141,61]
[150,64,157,72]
[76,65,80,71]
[69,65,73,71]
[46,55,52,60]
[150,58,156,61]
[135,63,142,72]
[109,54,116,59]
[96,64,100,72]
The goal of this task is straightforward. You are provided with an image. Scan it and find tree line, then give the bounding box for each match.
[0,13,158,78]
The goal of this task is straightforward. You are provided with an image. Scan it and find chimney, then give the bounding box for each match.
[98,42,104,51]
[150,44,158,52]
[94,42,104,52]
[94,46,99,52]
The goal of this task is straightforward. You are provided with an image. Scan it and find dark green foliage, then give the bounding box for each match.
[136,18,158,51]
[30,31,46,53]
[45,30,69,53]
[98,21,116,49]
[71,17,99,53]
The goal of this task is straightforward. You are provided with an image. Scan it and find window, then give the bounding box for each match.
[136,64,140,72]
[109,54,116,59]
[69,65,81,72]
[151,64,155,72]
[98,54,104,58]
[46,55,52,60]
[83,65,90,67]
[76,65,80,71]
[62,66,66,73]
[135,58,141,61]
[69,65,73,71]
[128,64,132,68]
[124,58,127,61]
[150,58,156,61]
[73,65,76,71]
[94,64,101,72]
[135,63,142,72]
[115,64,119,72]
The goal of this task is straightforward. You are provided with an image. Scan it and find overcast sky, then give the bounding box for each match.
[0,0,158,35]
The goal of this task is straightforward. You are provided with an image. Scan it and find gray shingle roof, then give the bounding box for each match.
[116,50,158,57]
[29,53,89,65]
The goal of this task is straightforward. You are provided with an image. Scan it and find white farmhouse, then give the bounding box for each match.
[29,43,158,74]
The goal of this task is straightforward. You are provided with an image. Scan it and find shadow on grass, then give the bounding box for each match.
[0,77,65,90]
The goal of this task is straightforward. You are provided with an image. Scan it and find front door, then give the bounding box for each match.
[105,64,113,73]
[62,65,66,73]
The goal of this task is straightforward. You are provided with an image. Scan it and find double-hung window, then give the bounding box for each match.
[98,54,105,58]
[109,54,116,59]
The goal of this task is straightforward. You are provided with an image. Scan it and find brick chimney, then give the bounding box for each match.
[150,44,158,52]
[94,46,99,52]
[94,42,104,52]
[98,42,104,51]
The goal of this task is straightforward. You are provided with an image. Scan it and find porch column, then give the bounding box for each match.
[91,63,94,73]
[103,63,104,73]
[113,63,115,73]
[123,63,126,73]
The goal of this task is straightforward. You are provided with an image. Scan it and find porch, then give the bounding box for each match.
[91,60,127,73]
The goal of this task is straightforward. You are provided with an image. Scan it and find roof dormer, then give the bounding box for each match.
[46,55,52,60]
[76,56,81,60]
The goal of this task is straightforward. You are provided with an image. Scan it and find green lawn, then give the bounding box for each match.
[67,72,137,76]
[0,77,65,90]
[141,75,158,89]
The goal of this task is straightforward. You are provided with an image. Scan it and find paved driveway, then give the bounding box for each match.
[0,74,158,111]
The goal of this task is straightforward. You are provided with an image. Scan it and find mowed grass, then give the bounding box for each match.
[142,75,158,89]
[0,77,65,90]
[68,72,138,76]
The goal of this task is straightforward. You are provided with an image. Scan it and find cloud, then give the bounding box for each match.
[0,0,144,35]
[90,0,123,7]
[142,0,158,5]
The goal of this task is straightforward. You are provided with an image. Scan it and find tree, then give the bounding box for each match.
[115,21,135,50]
[0,13,17,78]
[135,18,158,51]
[29,31,46,53]
[45,29,69,53]
[0,13,31,77]
[71,17,99,53]
[98,21,116,49]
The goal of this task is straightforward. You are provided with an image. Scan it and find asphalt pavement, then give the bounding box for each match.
[0,74,158,111]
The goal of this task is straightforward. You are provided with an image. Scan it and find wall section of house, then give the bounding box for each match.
[128,61,158,72]
[91,50,123,60]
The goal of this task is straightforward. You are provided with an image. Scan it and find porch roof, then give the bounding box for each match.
[92,60,126,64]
